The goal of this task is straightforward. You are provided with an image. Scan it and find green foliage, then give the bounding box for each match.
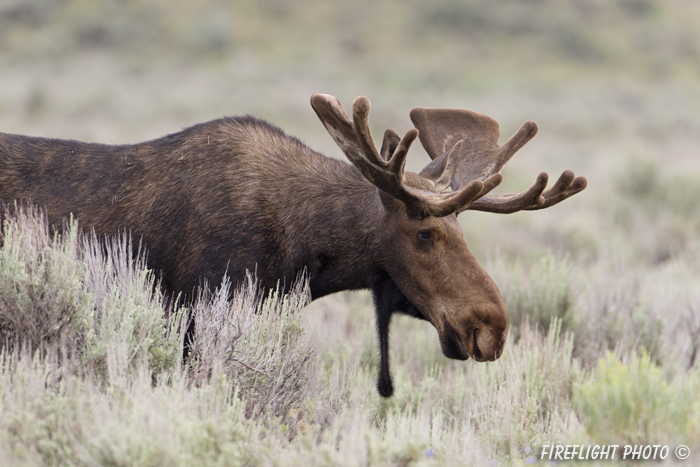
[574,351,700,446]
[576,267,664,367]
[0,355,79,465]
[0,205,182,381]
[0,352,269,466]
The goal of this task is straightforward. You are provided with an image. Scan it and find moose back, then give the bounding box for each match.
[0,94,586,397]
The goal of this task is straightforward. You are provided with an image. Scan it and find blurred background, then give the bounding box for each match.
[2,0,700,362]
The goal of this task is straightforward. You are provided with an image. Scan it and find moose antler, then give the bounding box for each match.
[410,107,587,214]
[311,94,502,218]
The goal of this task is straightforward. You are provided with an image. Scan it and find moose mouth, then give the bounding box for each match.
[440,317,495,362]
[440,318,470,361]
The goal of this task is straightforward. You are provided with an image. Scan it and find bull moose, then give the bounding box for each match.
[0,94,586,397]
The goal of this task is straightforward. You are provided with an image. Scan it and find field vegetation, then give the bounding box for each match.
[1,0,700,465]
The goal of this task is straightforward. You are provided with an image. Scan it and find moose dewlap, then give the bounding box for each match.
[0,94,586,397]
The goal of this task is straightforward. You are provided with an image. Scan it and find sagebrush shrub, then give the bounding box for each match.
[0,206,89,356]
[189,274,316,420]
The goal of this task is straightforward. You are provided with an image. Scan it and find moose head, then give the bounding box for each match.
[311,94,587,396]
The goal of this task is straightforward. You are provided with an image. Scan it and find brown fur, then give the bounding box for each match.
[0,112,509,397]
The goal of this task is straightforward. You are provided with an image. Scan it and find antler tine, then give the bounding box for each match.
[350,96,418,202]
[466,172,549,214]
[380,129,401,161]
[466,171,588,213]
[311,94,417,205]
[525,170,588,211]
[486,121,539,182]
[432,140,463,192]
[310,93,359,157]
[352,97,386,167]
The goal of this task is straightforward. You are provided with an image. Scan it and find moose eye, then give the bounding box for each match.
[417,230,433,242]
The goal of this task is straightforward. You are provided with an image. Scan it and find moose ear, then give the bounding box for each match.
[419,139,464,192]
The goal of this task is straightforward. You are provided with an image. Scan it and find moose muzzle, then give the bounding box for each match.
[438,299,509,362]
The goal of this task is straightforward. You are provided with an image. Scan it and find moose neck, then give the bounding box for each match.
[286,162,386,300]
